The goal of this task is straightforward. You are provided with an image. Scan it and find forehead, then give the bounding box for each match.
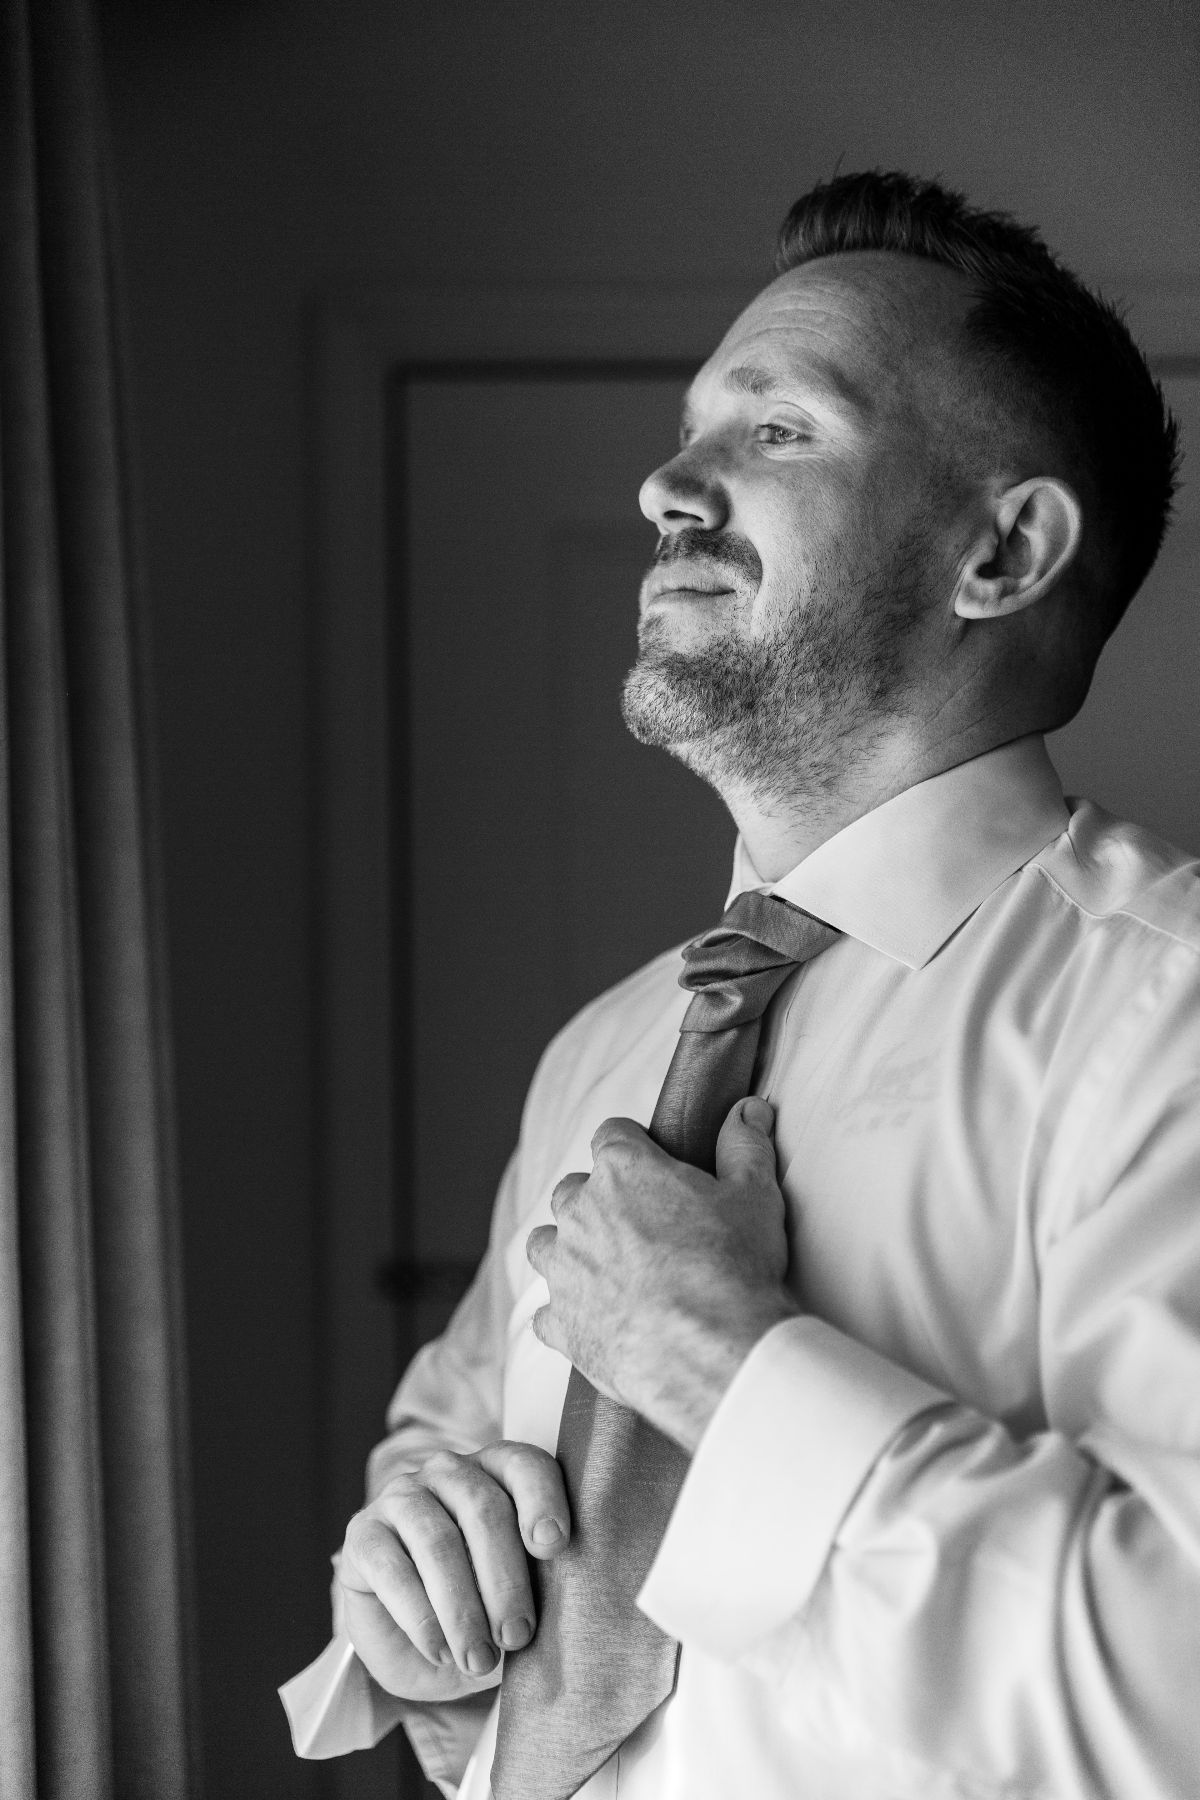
[688,252,974,421]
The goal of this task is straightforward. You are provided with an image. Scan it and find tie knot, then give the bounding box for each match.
[678,890,839,1032]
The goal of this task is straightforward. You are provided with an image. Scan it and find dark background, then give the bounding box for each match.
[95,3,1199,1794]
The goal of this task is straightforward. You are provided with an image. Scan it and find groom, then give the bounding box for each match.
[286,170,1198,1800]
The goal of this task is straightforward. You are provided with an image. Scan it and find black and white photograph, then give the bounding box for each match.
[2,2,1198,1796]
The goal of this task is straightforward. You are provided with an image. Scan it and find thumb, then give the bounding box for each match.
[714,1095,778,1186]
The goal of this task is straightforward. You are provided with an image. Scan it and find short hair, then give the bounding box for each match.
[775,171,1181,639]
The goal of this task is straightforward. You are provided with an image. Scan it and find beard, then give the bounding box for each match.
[621,527,934,805]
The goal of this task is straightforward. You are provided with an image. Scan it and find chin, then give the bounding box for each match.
[637,605,727,659]
[620,661,692,749]
[620,655,739,757]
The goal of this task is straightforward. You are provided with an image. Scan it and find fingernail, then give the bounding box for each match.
[436,1645,454,1666]
[499,1616,532,1650]
[466,1641,498,1676]
[743,1097,773,1127]
[532,1517,563,1546]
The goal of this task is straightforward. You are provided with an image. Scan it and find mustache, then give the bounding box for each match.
[650,528,762,585]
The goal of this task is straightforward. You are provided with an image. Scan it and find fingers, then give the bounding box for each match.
[550,1170,586,1217]
[344,1443,572,1684]
[475,1439,570,1557]
[590,1115,649,1155]
[545,1121,661,1239]
[417,1454,530,1668]
[526,1222,556,1277]
[527,1170,583,1275]
[342,1507,454,1669]
[531,1301,570,1359]
[339,1585,484,1703]
[345,1480,502,1678]
[714,1095,777,1187]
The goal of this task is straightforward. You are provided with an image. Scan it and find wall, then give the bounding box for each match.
[96,1,1200,1793]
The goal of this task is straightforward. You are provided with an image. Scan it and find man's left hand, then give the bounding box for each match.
[526,1096,799,1452]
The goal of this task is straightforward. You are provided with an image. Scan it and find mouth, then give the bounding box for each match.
[642,571,735,605]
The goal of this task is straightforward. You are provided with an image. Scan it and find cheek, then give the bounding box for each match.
[747,541,818,638]
[746,480,850,607]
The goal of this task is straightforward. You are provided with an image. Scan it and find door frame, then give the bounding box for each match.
[307,276,1200,1797]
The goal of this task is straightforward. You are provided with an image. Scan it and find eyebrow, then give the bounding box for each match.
[726,363,783,399]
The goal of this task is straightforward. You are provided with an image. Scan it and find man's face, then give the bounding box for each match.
[621,252,977,800]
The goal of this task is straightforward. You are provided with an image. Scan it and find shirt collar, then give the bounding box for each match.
[726,735,1070,970]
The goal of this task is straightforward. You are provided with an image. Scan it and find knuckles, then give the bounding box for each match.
[344,1512,400,1577]
[456,1482,510,1532]
[525,1224,555,1276]
[509,1444,564,1491]
[422,1448,467,1482]
[549,1173,584,1217]
[343,1510,375,1559]
[485,1436,538,1466]
[590,1138,637,1178]
[589,1115,641,1156]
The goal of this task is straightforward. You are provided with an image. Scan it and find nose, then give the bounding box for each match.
[638,446,728,536]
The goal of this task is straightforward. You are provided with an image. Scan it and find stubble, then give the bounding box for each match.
[621,527,934,806]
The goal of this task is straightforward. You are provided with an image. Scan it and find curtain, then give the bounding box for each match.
[0,0,197,1795]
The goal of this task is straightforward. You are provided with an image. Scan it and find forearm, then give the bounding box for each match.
[625,1286,802,1453]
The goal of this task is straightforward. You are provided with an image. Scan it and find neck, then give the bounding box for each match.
[717,714,1029,882]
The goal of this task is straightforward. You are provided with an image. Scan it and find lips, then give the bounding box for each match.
[643,569,735,603]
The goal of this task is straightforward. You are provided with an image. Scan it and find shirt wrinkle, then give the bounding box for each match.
[1033,858,1200,960]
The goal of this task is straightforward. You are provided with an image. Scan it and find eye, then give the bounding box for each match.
[756,421,809,447]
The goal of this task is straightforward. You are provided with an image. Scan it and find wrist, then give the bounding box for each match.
[629,1287,800,1453]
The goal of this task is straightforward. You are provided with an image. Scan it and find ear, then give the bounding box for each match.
[954,478,1083,621]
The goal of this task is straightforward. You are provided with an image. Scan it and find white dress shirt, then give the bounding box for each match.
[282,735,1200,1798]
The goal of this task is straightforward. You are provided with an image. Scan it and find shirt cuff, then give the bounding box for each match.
[279,1635,408,1758]
[278,1635,497,1787]
[637,1315,946,1657]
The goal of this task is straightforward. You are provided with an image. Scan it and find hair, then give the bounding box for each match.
[775,170,1181,644]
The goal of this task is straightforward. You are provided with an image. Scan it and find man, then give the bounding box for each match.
[282,171,1195,1797]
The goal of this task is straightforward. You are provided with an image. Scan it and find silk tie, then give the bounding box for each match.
[492,890,839,1800]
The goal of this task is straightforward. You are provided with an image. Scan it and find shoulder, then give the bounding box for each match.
[1010,802,1200,1133]
[1030,799,1200,961]
[1017,805,1200,1242]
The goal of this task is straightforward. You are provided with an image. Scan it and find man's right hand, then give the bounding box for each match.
[338,1439,571,1702]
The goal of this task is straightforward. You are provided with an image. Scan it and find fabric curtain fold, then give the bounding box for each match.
[0,0,197,1794]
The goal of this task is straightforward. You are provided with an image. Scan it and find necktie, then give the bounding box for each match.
[492,890,839,1800]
